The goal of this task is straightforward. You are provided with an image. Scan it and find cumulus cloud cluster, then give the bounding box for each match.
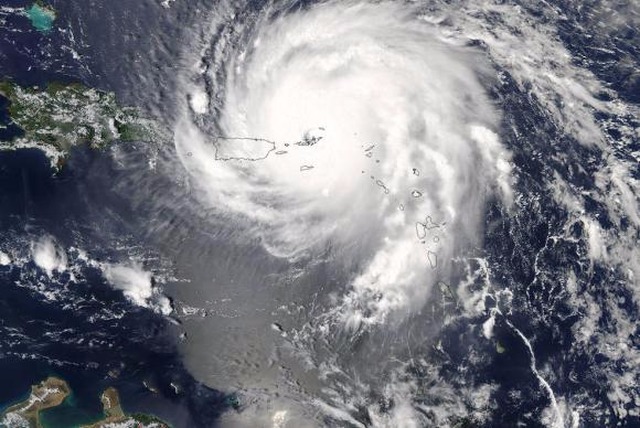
[0,251,11,266]
[102,262,172,316]
[24,235,172,315]
[31,236,67,277]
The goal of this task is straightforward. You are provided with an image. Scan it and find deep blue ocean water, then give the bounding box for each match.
[0,148,232,427]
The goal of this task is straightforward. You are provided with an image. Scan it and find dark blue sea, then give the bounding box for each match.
[0,147,233,427]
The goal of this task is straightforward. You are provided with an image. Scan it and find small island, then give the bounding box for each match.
[82,387,170,428]
[0,377,70,428]
[0,80,165,168]
[1,377,170,428]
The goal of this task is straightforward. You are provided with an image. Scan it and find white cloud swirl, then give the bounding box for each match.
[175,0,512,326]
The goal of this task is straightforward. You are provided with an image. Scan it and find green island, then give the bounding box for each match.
[26,1,57,33]
[0,377,170,428]
[0,80,165,168]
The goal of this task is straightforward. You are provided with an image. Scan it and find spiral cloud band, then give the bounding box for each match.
[175,1,513,326]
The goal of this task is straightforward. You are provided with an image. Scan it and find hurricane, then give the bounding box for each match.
[175,1,512,329]
[166,0,640,426]
[2,0,639,427]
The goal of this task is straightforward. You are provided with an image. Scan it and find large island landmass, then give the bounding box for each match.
[0,80,166,168]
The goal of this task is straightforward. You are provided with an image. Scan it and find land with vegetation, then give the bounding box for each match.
[0,80,165,168]
[0,377,170,428]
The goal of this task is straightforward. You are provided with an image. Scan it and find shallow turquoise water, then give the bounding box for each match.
[26,3,56,32]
